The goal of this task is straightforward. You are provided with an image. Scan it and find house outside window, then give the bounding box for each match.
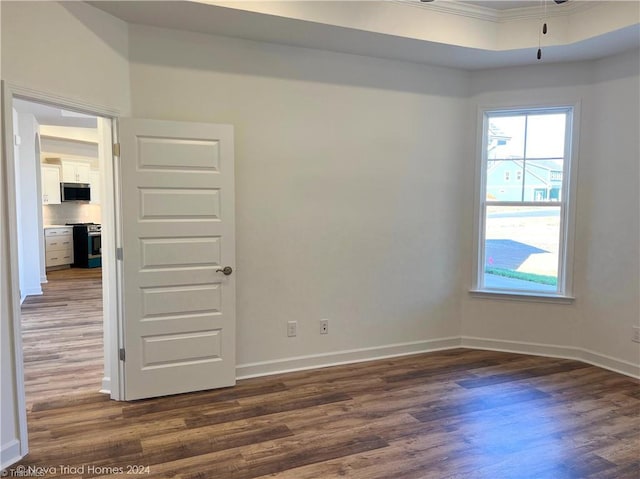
[474,107,576,298]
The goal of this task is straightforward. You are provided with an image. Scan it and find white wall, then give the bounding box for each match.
[1,1,130,467]
[463,50,640,374]
[41,138,98,165]
[0,1,130,114]
[579,50,640,366]
[13,109,25,300]
[15,112,43,300]
[129,25,470,370]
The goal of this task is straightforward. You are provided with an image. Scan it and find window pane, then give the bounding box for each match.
[526,113,566,158]
[484,206,560,292]
[524,159,564,202]
[487,116,525,160]
[486,160,524,201]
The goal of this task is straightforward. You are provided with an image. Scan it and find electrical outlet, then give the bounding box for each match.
[632,326,640,343]
[320,319,329,335]
[287,321,297,337]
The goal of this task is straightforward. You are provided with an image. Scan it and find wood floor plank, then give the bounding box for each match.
[21,267,104,410]
[185,391,352,429]
[13,267,640,479]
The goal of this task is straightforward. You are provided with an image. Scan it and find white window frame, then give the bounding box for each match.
[471,104,579,302]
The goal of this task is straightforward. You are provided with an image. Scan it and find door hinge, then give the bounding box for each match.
[113,142,121,157]
[116,247,123,261]
[119,348,126,361]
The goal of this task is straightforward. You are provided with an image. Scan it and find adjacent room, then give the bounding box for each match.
[1,1,638,478]
[11,99,108,408]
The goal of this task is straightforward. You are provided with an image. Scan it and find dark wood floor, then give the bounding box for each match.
[20,267,104,408]
[16,271,640,478]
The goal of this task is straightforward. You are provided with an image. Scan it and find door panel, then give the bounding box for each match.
[119,118,235,400]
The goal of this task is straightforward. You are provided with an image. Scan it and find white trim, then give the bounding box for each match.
[562,101,581,298]
[5,83,121,119]
[20,287,43,305]
[469,289,574,304]
[2,81,30,461]
[100,377,111,395]
[485,200,564,207]
[496,1,595,22]
[473,104,577,297]
[111,119,126,401]
[97,117,122,401]
[236,337,462,380]
[579,349,640,379]
[461,336,640,379]
[0,439,22,471]
[394,0,500,22]
[21,287,43,297]
[236,336,639,382]
[393,0,594,23]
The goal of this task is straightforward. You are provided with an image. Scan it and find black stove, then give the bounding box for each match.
[66,222,102,234]
[66,223,102,267]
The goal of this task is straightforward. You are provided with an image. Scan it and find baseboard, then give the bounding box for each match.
[21,287,43,305]
[461,336,640,379]
[236,336,638,381]
[23,287,43,296]
[1,439,23,471]
[236,337,462,380]
[461,336,580,360]
[100,377,111,395]
[579,349,640,379]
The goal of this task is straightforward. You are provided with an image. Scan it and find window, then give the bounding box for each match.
[475,107,575,297]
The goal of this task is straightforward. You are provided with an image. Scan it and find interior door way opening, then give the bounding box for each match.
[3,84,237,469]
[9,95,119,408]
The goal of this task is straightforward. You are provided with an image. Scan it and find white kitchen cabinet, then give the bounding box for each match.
[44,227,74,268]
[61,160,91,184]
[41,164,61,205]
[89,170,101,205]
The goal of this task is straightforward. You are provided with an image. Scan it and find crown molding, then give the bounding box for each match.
[393,0,500,22]
[393,0,597,23]
[497,1,597,21]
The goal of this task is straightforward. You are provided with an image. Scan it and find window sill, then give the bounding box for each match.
[469,289,575,304]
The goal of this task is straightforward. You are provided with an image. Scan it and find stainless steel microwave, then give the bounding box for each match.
[60,183,91,202]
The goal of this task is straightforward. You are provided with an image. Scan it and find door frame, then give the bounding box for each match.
[1,81,124,460]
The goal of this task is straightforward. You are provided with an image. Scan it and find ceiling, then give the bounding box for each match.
[91,0,639,70]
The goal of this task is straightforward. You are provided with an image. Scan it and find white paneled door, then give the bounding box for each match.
[119,119,235,400]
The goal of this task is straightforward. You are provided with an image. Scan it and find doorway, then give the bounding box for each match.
[3,87,236,467]
[9,95,119,409]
